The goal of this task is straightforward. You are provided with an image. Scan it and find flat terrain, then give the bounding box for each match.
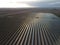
[0,9,60,45]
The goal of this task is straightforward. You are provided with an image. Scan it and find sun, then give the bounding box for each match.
[0,3,33,8]
[11,0,37,2]
[0,0,36,8]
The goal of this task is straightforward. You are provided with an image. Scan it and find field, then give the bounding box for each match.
[0,8,60,45]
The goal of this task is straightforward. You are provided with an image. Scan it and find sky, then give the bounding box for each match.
[27,1,60,8]
[0,0,60,8]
